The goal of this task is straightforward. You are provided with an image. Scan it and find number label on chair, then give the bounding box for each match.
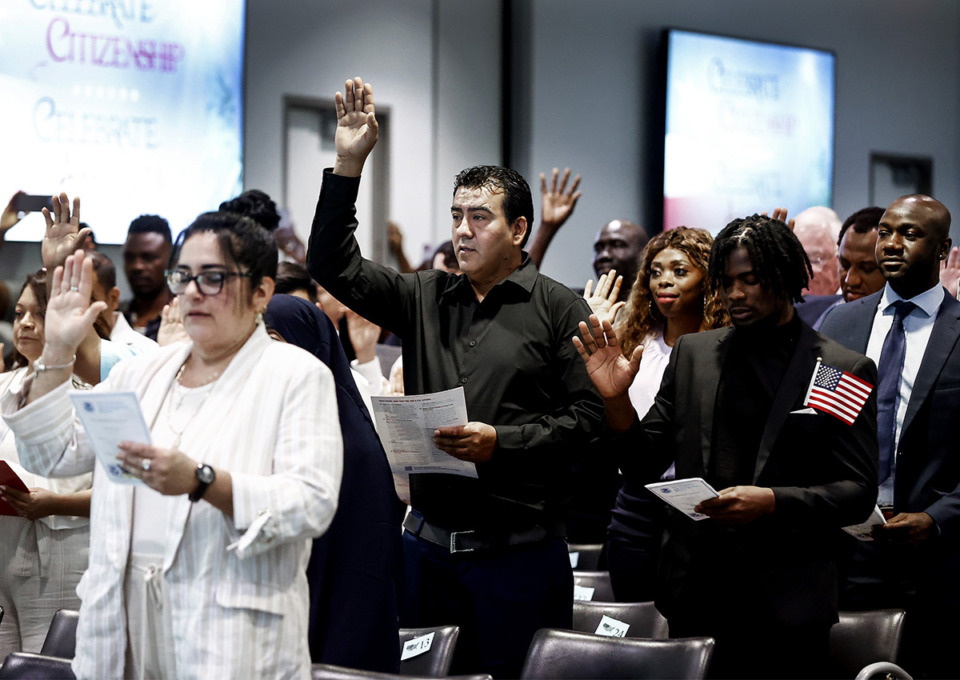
[401,632,435,660]
[569,551,580,568]
[573,585,595,601]
[595,615,629,638]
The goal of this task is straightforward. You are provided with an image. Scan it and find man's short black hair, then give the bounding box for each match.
[87,250,117,290]
[453,166,534,247]
[838,207,884,245]
[219,189,281,233]
[709,213,812,304]
[275,261,319,303]
[127,214,172,243]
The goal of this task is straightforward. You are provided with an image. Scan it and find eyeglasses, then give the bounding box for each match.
[165,269,253,296]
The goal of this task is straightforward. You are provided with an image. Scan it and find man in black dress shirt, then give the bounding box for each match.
[307,77,602,679]
[576,215,877,678]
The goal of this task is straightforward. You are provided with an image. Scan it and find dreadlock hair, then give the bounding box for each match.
[453,166,534,247]
[709,214,812,305]
[617,227,730,357]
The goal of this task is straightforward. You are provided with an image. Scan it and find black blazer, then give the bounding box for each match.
[620,321,878,626]
[820,290,960,594]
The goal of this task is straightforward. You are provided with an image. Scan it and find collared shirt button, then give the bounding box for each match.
[459,376,467,384]
[469,340,477,347]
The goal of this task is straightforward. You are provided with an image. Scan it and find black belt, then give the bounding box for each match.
[403,512,551,554]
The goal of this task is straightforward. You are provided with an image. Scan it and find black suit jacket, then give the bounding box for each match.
[620,321,878,627]
[819,289,960,597]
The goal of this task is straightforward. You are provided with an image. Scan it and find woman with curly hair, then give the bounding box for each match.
[605,226,729,602]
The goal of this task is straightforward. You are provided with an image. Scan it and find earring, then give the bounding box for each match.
[256,310,264,325]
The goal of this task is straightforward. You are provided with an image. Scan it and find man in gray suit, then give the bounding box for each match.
[819,194,959,679]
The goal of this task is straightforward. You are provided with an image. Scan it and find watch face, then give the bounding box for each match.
[197,464,215,484]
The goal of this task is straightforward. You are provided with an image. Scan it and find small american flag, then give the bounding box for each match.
[803,359,873,425]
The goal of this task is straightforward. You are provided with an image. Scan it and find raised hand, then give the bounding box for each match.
[763,207,796,231]
[1,191,26,236]
[41,192,91,269]
[583,269,625,325]
[158,297,189,346]
[572,314,641,399]
[333,76,379,177]
[540,167,582,229]
[42,250,108,362]
[939,246,960,298]
[346,309,381,363]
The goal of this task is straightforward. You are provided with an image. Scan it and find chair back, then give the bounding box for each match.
[312,664,491,680]
[39,610,80,659]
[829,609,906,678]
[398,625,459,677]
[567,543,604,571]
[520,629,714,679]
[0,652,75,679]
[572,570,615,602]
[572,601,669,639]
[854,661,913,680]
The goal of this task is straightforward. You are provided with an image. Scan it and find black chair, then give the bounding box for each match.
[573,570,615,602]
[829,609,906,678]
[39,609,80,660]
[520,629,714,679]
[312,664,491,680]
[0,653,75,679]
[398,625,459,677]
[567,543,604,571]
[854,661,913,680]
[572,601,669,639]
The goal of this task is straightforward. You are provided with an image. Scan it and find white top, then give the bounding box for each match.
[627,331,673,421]
[111,313,159,355]
[0,368,92,531]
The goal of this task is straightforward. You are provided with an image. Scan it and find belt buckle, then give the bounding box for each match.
[449,530,476,554]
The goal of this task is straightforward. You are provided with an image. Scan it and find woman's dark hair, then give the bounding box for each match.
[709,214,812,304]
[9,270,48,370]
[274,261,318,303]
[219,189,281,232]
[172,212,278,290]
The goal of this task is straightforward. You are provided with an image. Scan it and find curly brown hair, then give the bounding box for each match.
[617,227,729,357]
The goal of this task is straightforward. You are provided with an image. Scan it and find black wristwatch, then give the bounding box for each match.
[188,463,216,503]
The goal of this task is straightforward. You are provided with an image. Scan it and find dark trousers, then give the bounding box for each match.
[401,531,572,679]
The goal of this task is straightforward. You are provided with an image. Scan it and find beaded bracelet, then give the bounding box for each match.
[34,354,77,373]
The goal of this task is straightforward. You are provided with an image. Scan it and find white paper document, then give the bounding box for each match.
[842,505,887,541]
[645,477,719,521]
[70,391,151,485]
[370,387,477,478]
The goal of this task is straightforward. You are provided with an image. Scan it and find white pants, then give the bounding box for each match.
[0,517,89,659]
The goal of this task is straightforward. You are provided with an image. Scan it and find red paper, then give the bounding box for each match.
[0,460,30,517]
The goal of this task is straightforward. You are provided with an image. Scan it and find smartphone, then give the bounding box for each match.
[13,194,53,213]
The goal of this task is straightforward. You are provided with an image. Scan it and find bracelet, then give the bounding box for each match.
[34,354,77,373]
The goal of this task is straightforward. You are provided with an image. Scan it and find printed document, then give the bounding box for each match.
[371,387,477,478]
[645,477,719,521]
[70,391,150,485]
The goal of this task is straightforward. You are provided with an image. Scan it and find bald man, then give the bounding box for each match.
[592,219,649,302]
[794,206,842,296]
[819,195,959,678]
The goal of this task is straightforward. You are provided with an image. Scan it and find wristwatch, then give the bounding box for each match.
[188,463,216,502]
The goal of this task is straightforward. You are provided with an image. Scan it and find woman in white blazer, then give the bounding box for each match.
[2,205,343,679]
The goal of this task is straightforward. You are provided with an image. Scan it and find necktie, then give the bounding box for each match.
[875,300,915,483]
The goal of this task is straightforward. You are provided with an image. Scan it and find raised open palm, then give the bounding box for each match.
[572,315,641,399]
[41,193,91,269]
[334,77,379,175]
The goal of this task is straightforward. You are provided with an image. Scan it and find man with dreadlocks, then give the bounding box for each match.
[576,214,878,679]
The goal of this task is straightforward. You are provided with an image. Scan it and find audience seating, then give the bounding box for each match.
[566,543,604,571]
[312,664,491,680]
[0,653,75,679]
[520,629,714,679]
[572,601,669,639]
[572,570,615,602]
[854,661,913,680]
[39,610,80,660]
[398,625,459,677]
[828,609,906,678]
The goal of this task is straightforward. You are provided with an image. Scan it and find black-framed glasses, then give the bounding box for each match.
[165,269,253,296]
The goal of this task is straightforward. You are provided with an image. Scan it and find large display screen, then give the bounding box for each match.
[663,29,835,234]
[0,1,245,244]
